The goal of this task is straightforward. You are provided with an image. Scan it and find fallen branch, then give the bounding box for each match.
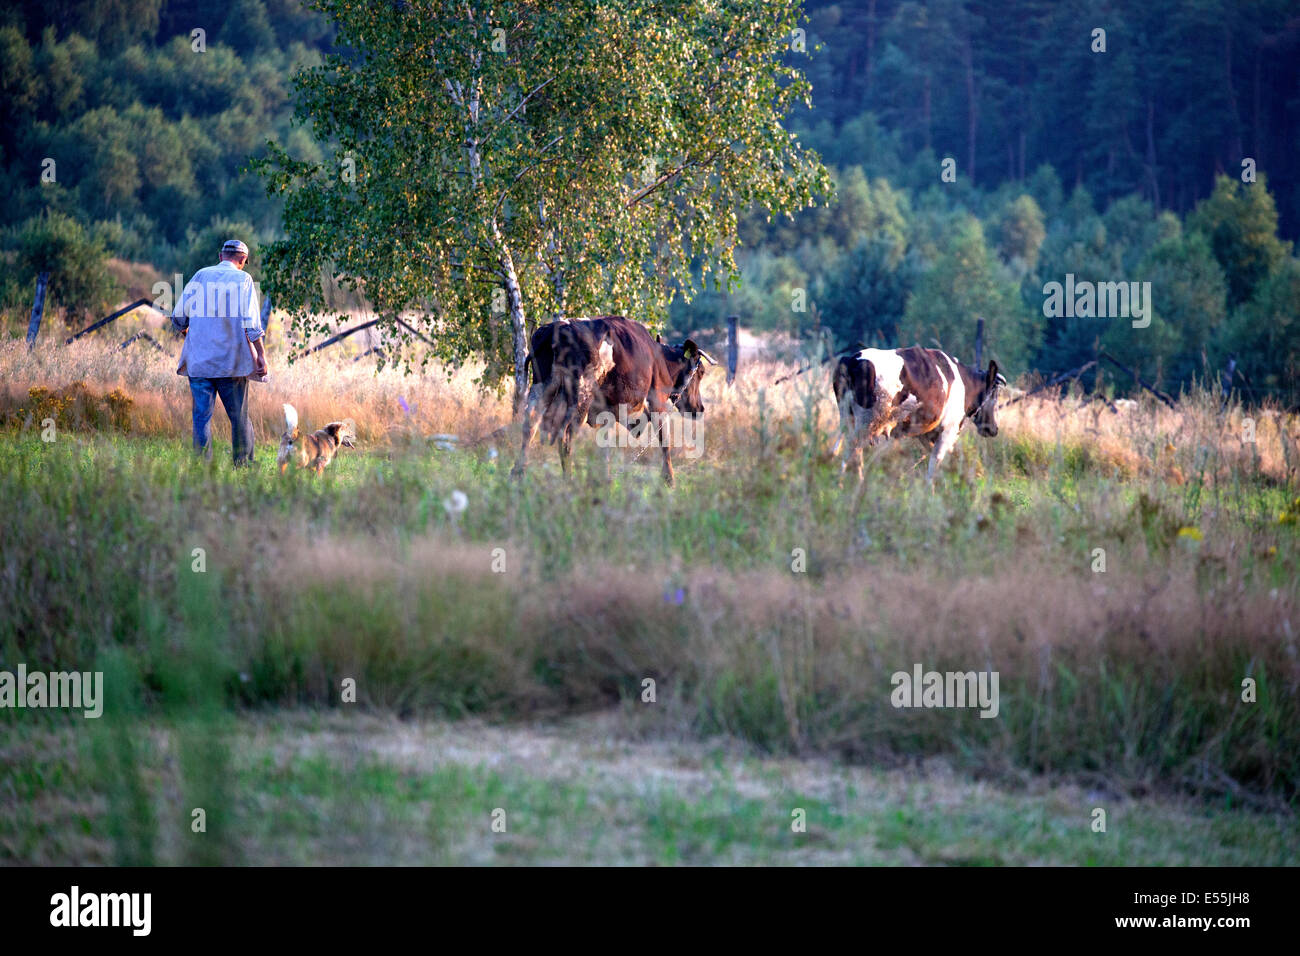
[65,298,152,344]
[304,318,381,355]
[393,317,436,347]
[772,342,865,386]
[1002,360,1097,407]
[1098,351,1177,409]
[119,331,167,353]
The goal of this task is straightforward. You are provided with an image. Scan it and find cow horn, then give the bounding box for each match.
[698,349,719,366]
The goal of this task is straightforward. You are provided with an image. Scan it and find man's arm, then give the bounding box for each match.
[242,277,266,376]
[171,284,191,335]
[250,337,267,377]
[171,277,198,335]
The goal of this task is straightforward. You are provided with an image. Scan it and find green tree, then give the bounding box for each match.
[1186,174,1291,309]
[129,104,200,229]
[992,193,1045,274]
[1105,230,1227,390]
[1101,194,1172,273]
[818,233,917,347]
[1215,257,1300,403]
[33,27,88,120]
[218,0,276,58]
[181,217,264,283]
[1025,163,1063,221]
[43,107,141,220]
[1032,186,1120,372]
[15,210,120,325]
[0,26,39,174]
[899,214,1037,370]
[14,0,162,47]
[257,0,830,407]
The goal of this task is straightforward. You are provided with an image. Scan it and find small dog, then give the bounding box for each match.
[277,403,356,475]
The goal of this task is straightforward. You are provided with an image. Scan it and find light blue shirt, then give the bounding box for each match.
[172,261,263,378]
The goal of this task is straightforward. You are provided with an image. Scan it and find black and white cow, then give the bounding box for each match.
[832,345,1005,482]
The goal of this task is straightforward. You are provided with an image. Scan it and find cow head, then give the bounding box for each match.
[667,339,713,417]
[326,419,358,448]
[970,360,1005,437]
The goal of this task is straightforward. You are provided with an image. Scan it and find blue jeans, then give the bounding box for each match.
[189,377,253,464]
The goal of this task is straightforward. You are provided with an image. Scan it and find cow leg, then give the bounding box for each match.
[657,417,675,486]
[844,404,871,481]
[586,401,615,484]
[843,427,865,481]
[511,383,545,478]
[659,425,674,485]
[832,397,851,459]
[559,422,577,477]
[834,424,852,474]
[560,391,595,479]
[837,399,862,479]
[854,403,873,480]
[926,423,961,485]
[646,395,675,486]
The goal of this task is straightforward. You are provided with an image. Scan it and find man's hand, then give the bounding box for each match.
[251,338,268,379]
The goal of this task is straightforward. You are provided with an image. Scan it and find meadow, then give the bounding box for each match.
[2,321,1298,865]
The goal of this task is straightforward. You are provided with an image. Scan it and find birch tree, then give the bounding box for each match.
[255,0,830,410]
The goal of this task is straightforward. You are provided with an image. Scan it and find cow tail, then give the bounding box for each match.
[832,359,849,404]
[855,360,876,409]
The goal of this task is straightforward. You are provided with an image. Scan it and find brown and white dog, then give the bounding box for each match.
[832,345,1004,482]
[276,403,356,475]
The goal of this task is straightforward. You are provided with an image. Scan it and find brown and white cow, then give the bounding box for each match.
[832,345,1004,482]
[511,316,714,485]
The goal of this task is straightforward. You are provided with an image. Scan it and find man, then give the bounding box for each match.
[172,239,267,465]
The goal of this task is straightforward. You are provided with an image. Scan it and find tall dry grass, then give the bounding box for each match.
[4,327,1297,485]
[231,530,1299,801]
[3,326,1299,802]
[0,323,511,445]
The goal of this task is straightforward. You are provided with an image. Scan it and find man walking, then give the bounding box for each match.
[172,239,267,465]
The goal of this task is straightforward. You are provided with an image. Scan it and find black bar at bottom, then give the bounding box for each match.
[0,866,1284,944]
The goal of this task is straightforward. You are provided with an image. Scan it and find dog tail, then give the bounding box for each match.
[283,403,298,433]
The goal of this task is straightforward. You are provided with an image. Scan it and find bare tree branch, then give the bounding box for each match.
[626,144,728,206]
[494,76,555,130]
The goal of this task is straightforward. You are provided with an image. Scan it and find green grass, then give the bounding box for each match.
[3,411,1299,833]
[1,428,1291,591]
[4,712,1296,865]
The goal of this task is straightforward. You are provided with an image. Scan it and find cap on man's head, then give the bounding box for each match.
[222,239,249,257]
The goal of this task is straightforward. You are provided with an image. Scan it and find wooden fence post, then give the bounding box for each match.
[726,315,738,385]
[26,271,50,348]
[1093,336,1102,395]
[1220,357,1236,395]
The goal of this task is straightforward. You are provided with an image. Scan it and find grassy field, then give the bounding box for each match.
[2,327,1298,865]
[7,712,1297,866]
